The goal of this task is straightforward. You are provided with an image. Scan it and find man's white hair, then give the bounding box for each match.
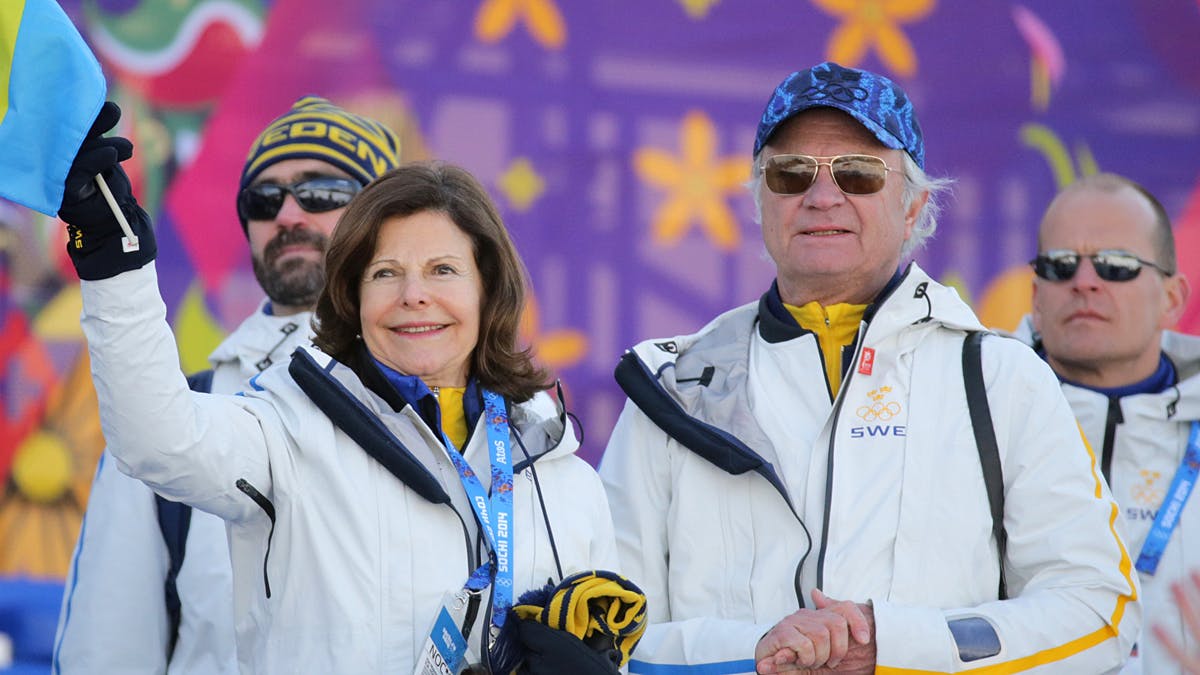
[747,152,954,259]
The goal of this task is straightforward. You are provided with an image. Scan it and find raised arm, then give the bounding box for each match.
[61,103,276,521]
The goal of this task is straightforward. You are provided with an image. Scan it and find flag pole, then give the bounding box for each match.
[94,174,140,252]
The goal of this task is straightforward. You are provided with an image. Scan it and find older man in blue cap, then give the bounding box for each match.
[600,62,1140,674]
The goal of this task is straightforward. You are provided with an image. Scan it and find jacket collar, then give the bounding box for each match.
[758,271,905,344]
[208,301,314,377]
[371,357,484,438]
[1163,331,1200,384]
[288,346,578,473]
[757,263,981,345]
[1016,315,1200,419]
[331,343,576,465]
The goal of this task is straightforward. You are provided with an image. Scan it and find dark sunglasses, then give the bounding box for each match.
[760,153,896,196]
[237,176,362,221]
[1030,249,1173,282]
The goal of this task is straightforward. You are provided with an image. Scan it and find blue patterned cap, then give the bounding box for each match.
[753,62,924,169]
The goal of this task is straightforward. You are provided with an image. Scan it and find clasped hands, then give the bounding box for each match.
[755,589,875,675]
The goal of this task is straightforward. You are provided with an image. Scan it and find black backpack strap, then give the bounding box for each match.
[155,368,213,659]
[156,494,192,660]
[962,332,1007,600]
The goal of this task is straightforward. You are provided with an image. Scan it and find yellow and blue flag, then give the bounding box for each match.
[0,0,106,216]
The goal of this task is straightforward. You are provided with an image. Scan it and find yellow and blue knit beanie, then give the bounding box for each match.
[492,570,647,672]
[237,95,401,228]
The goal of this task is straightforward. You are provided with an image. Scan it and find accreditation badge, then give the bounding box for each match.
[413,590,482,675]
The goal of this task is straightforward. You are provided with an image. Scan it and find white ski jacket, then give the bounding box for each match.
[601,264,1139,674]
[78,263,617,674]
[54,299,314,675]
[1017,317,1200,675]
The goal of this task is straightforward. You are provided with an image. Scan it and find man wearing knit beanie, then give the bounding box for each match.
[238,95,401,314]
[54,96,401,675]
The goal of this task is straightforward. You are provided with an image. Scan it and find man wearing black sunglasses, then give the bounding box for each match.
[55,96,400,675]
[1020,173,1194,675]
[601,62,1139,675]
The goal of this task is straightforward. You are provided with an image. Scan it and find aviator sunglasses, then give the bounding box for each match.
[237,176,362,221]
[1030,249,1173,283]
[760,153,897,196]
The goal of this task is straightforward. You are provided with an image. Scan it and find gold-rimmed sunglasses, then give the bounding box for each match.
[760,154,897,196]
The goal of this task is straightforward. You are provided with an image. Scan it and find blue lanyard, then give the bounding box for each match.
[440,389,514,630]
[1135,421,1200,575]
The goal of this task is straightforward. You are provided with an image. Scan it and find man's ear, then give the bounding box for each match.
[903,190,928,241]
[1161,273,1192,330]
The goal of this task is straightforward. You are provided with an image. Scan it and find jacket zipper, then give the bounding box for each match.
[814,319,868,592]
[1100,397,1123,484]
[812,273,916,592]
[236,478,277,598]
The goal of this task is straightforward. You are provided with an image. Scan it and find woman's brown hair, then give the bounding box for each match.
[313,161,549,402]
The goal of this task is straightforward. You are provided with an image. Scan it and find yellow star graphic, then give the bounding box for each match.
[812,0,936,78]
[475,0,566,49]
[498,158,546,212]
[520,295,587,370]
[679,0,721,19]
[633,111,748,251]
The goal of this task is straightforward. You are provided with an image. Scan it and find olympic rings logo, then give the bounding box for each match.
[855,401,902,422]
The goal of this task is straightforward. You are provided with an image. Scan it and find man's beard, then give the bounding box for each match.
[251,228,330,310]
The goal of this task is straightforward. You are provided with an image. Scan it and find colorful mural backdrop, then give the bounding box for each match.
[4,0,1200,581]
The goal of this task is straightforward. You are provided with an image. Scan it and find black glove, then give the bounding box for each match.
[58,101,156,280]
[515,619,621,675]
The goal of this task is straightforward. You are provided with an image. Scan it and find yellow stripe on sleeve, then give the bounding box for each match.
[876,424,1138,674]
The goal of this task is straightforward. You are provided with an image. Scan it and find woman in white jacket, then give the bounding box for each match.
[63,140,621,672]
